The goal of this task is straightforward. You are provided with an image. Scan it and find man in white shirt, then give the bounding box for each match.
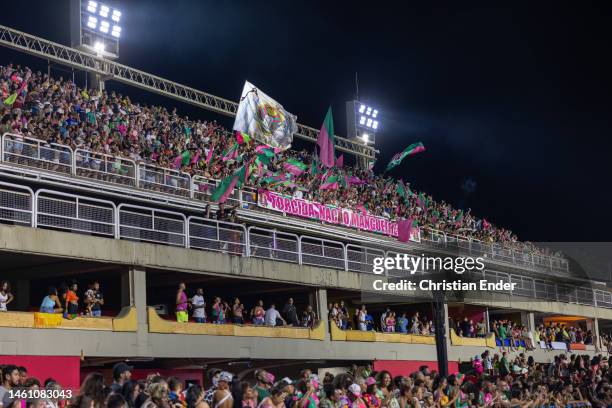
[191,288,206,323]
[264,304,286,327]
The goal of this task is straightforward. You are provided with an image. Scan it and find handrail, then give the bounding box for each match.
[0,133,569,274]
[0,181,607,309]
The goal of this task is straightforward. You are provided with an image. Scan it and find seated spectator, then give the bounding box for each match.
[39,286,63,314]
[264,304,285,327]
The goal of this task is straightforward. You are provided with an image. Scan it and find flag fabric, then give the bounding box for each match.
[397,218,415,243]
[205,145,214,165]
[385,142,426,172]
[396,179,409,200]
[173,151,191,169]
[236,131,251,145]
[320,175,339,190]
[367,159,376,172]
[311,151,320,176]
[284,158,308,175]
[317,107,335,168]
[233,81,297,149]
[211,165,247,203]
[191,151,201,165]
[349,176,364,185]
[336,154,344,168]
[222,143,239,161]
[3,93,17,106]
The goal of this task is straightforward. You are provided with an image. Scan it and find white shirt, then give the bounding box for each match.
[192,295,205,318]
[264,308,281,326]
[0,292,8,311]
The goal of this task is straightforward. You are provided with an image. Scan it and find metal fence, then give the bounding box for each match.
[0,132,571,275]
[0,181,33,226]
[0,182,608,309]
[35,189,115,237]
[75,149,137,187]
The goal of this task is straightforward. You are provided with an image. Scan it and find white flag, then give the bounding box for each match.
[233,81,297,149]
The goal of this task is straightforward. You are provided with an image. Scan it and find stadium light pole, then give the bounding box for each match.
[70,0,122,91]
[433,290,448,377]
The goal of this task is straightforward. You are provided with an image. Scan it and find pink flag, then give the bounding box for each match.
[205,145,214,164]
[397,218,414,243]
[336,154,344,168]
[191,151,201,165]
[317,108,335,168]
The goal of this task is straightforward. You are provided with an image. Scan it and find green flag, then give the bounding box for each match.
[385,142,426,172]
[211,165,247,203]
[3,93,17,106]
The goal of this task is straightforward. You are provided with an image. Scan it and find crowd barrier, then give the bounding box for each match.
[0,180,608,310]
[0,134,571,273]
[0,307,137,331]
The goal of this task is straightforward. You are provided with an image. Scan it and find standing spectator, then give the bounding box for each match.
[186,384,209,408]
[17,368,27,386]
[251,300,265,325]
[64,281,79,319]
[396,313,409,334]
[176,282,189,323]
[357,305,368,332]
[111,363,133,393]
[72,372,106,408]
[282,298,299,326]
[339,301,350,330]
[264,304,286,327]
[212,372,233,408]
[232,298,244,324]
[191,288,206,323]
[301,305,317,328]
[85,281,104,317]
[211,297,224,324]
[0,365,20,407]
[40,287,63,314]
[380,307,391,332]
[0,281,14,312]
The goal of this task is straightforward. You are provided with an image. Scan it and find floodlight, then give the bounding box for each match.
[87,16,97,29]
[372,121,378,130]
[366,107,372,115]
[346,100,379,147]
[112,10,121,22]
[359,116,366,125]
[87,1,97,12]
[366,118,372,127]
[100,20,110,33]
[359,105,366,113]
[111,25,121,38]
[372,110,378,118]
[362,133,369,143]
[94,42,105,53]
[99,5,109,17]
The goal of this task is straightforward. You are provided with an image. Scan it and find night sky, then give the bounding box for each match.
[1,1,611,243]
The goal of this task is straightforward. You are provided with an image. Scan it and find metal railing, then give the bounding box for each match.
[75,149,137,187]
[0,133,570,275]
[0,182,608,309]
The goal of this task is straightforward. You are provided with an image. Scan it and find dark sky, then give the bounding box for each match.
[1,1,611,243]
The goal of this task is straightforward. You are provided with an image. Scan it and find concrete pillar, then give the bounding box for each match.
[443,303,451,360]
[315,289,329,339]
[594,318,601,351]
[527,312,536,332]
[16,280,30,311]
[120,270,131,307]
[129,266,151,356]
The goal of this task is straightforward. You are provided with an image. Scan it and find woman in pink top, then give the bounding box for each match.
[176,282,188,323]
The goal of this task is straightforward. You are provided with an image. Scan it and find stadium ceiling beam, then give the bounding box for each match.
[0,25,376,160]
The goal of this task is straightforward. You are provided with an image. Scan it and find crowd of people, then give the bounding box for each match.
[0,63,564,261]
[3,351,612,408]
[174,283,317,328]
[0,279,103,318]
[329,304,434,336]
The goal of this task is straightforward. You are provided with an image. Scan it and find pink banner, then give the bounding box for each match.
[258,190,419,241]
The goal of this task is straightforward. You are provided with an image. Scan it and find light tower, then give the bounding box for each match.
[346,100,380,168]
[70,0,122,90]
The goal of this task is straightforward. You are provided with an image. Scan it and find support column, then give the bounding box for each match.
[120,270,131,307]
[315,289,329,340]
[594,318,601,351]
[527,312,536,333]
[129,266,151,356]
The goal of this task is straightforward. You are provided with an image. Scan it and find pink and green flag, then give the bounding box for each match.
[222,143,239,161]
[236,131,251,145]
[173,150,191,169]
[205,145,215,165]
[320,174,339,190]
[317,107,335,168]
[211,165,247,203]
[385,142,425,172]
[284,158,308,175]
